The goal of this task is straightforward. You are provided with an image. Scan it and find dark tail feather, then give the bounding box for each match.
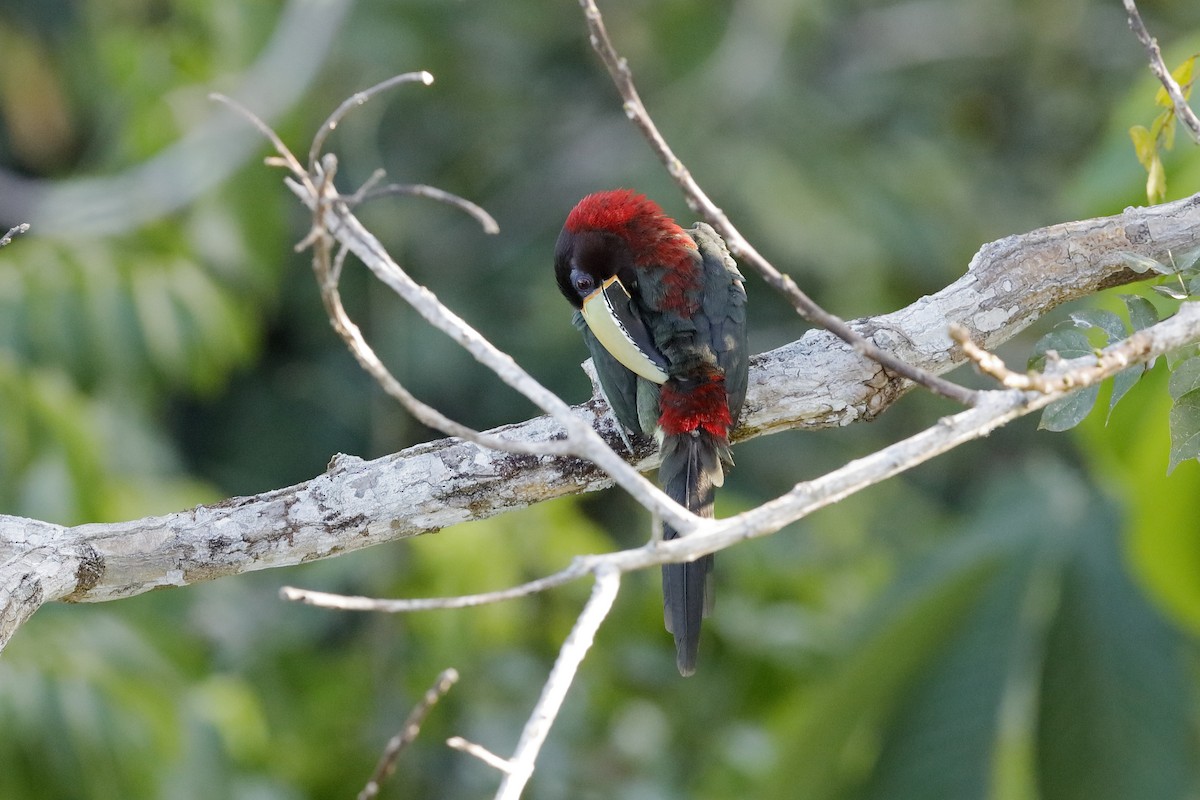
[659,430,728,676]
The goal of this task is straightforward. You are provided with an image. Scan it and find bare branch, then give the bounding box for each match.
[212,83,697,533]
[446,737,513,773]
[952,321,1150,394]
[493,566,621,800]
[307,184,565,456]
[209,92,306,175]
[358,667,460,800]
[280,557,592,611]
[578,0,977,406]
[350,182,500,234]
[1124,0,1200,144]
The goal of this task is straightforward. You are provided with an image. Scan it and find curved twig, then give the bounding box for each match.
[309,71,435,171]
[350,182,500,234]
[358,667,460,800]
[280,557,593,611]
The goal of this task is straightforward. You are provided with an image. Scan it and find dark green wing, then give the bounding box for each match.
[691,222,749,427]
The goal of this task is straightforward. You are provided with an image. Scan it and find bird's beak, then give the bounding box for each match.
[580,276,669,384]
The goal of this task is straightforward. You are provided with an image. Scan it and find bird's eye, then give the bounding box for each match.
[571,269,595,296]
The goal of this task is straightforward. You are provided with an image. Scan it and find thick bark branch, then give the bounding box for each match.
[2,192,1197,652]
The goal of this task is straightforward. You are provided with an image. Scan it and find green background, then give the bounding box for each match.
[2,0,1200,797]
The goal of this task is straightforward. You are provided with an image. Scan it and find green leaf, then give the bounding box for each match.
[1036,514,1195,800]
[1155,54,1197,108]
[1121,294,1159,331]
[859,534,1052,800]
[785,463,1197,800]
[1168,386,1200,472]
[1170,243,1200,274]
[1029,329,1098,431]
[1129,124,1156,170]
[1168,356,1200,399]
[1180,54,1198,95]
[1147,155,1166,204]
[1162,111,1178,152]
[1152,282,1190,300]
[1068,309,1126,343]
[1117,252,1165,275]
[1030,329,1092,369]
[1039,386,1101,432]
[1167,344,1200,370]
[773,536,1005,800]
[1107,365,1145,424]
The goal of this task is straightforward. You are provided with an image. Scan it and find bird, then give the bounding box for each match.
[553,189,748,675]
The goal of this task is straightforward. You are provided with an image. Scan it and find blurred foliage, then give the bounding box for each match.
[2,0,1200,798]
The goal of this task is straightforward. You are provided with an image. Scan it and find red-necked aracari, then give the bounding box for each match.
[554,189,748,675]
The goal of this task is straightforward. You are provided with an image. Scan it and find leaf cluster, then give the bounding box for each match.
[1130,53,1197,203]
[1030,246,1200,472]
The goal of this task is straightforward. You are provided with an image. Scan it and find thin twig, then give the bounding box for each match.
[0,223,29,248]
[218,85,576,458]
[493,566,621,800]
[446,737,514,773]
[950,321,1150,394]
[352,183,500,234]
[209,93,306,175]
[280,558,593,611]
[1124,0,1200,144]
[309,71,435,170]
[578,0,977,407]
[358,668,460,800]
[308,194,571,456]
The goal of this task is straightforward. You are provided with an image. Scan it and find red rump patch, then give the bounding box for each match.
[658,376,733,437]
[565,190,701,315]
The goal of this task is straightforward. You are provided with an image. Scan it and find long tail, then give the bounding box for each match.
[658,429,729,676]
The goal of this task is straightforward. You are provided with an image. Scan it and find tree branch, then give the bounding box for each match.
[283,302,1200,623]
[2,190,1198,652]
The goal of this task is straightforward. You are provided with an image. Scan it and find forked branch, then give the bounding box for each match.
[212,79,697,536]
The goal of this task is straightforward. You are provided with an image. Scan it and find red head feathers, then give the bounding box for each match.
[561,190,700,316]
[564,189,695,268]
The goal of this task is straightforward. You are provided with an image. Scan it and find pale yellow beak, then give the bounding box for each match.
[580,276,669,384]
